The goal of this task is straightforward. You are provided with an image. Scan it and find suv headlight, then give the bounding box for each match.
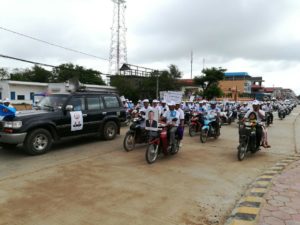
[3,121,23,129]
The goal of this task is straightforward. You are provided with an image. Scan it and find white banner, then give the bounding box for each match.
[163,91,183,103]
[70,111,83,131]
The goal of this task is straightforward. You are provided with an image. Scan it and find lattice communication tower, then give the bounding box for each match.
[108,0,127,75]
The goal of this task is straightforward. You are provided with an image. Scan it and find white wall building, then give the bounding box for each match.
[0,80,48,104]
[0,80,117,104]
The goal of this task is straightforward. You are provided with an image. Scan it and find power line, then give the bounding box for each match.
[0,53,57,68]
[0,53,111,77]
[0,26,109,61]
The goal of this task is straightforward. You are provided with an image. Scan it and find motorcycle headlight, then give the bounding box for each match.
[3,121,23,129]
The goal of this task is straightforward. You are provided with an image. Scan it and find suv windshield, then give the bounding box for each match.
[37,95,69,111]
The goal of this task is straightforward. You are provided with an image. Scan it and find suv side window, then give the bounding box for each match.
[87,96,104,110]
[69,97,85,111]
[103,96,120,108]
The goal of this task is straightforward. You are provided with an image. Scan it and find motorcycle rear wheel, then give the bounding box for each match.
[188,124,197,137]
[146,143,159,164]
[200,129,208,143]
[123,133,135,151]
[171,139,180,155]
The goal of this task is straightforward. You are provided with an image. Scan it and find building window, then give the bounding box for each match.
[10,91,16,100]
[17,95,25,100]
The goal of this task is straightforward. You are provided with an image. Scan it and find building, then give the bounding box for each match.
[0,80,116,105]
[0,80,48,104]
[219,72,264,99]
[178,79,203,97]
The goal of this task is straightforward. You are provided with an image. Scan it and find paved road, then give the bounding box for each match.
[0,108,299,225]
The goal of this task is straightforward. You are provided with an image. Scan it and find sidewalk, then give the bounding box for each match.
[257,160,300,225]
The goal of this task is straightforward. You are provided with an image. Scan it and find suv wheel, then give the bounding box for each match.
[103,121,117,140]
[24,128,53,155]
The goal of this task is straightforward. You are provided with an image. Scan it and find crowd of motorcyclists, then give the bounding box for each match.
[121,97,298,162]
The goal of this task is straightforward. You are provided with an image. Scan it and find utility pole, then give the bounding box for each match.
[190,50,193,79]
[109,0,127,75]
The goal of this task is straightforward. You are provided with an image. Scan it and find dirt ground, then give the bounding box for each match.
[0,108,299,225]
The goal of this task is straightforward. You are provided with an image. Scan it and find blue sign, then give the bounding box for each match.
[0,105,16,117]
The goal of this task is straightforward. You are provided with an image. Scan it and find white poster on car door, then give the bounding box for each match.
[70,111,83,131]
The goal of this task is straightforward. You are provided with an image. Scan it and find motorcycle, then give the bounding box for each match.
[220,110,233,125]
[123,117,148,151]
[237,121,259,161]
[200,114,220,143]
[184,109,192,125]
[123,109,133,126]
[145,122,181,164]
[278,109,285,120]
[188,112,203,137]
[265,112,273,127]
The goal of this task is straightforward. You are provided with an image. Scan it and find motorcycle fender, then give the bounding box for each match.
[202,125,209,130]
[126,130,135,135]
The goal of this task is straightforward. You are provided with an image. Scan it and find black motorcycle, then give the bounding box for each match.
[278,109,285,120]
[265,112,273,127]
[123,117,148,151]
[237,121,259,161]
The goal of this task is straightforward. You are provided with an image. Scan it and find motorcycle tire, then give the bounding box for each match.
[171,139,180,155]
[188,124,197,137]
[200,129,208,143]
[145,143,159,164]
[123,133,135,151]
[237,143,247,161]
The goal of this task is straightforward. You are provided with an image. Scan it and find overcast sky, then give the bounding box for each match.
[1,0,300,94]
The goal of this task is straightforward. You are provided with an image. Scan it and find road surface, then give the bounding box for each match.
[0,108,299,225]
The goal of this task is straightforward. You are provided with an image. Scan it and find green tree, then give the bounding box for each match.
[10,65,52,82]
[52,63,105,85]
[0,68,9,80]
[194,67,226,100]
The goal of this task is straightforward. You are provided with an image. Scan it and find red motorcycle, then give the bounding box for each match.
[145,123,181,164]
[188,112,203,137]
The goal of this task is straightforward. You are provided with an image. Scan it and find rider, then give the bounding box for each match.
[262,101,273,124]
[139,99,153,128]
[162,101,180,149]
[243,100,266,150]
[159,100,169,117]
[175,102,185,140]
[207,101,221,135]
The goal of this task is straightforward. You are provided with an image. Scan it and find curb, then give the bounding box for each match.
[225,153,300,225]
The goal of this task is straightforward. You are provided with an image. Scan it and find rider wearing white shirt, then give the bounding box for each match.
[162,101,180,147]
[139,99,153,127]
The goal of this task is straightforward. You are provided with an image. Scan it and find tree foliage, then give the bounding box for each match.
[53,63,105,85]
[194,67,226,100]
[6,63,105,85]
[0,68,10,80]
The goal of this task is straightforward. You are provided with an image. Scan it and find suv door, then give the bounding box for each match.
[85,95,106,133]
[58,96,88,137]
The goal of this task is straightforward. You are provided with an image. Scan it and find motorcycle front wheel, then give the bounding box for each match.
[200,129,208,143]
[188,124,197,137]
[123,133,135,151]
[145,143,159,164]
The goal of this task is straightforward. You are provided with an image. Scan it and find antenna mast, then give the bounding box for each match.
[109,0,127,75]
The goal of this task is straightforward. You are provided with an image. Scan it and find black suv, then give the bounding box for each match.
[0,92,126,155]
